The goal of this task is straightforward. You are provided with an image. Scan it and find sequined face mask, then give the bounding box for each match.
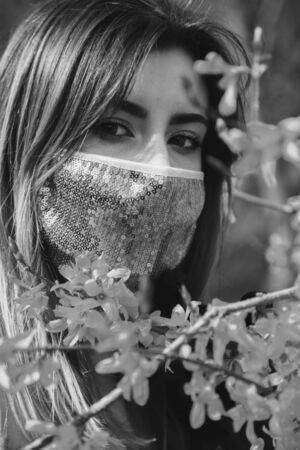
[38,153,205,277]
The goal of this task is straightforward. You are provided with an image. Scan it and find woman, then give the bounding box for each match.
[0,0,249,448]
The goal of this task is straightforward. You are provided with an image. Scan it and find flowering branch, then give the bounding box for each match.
[21,283,299,450]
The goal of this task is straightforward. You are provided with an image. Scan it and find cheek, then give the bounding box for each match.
[169,150,202,171]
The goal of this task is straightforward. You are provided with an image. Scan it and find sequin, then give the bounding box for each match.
[37,153,205,277]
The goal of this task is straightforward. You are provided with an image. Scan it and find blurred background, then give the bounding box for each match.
[0,0,299,302]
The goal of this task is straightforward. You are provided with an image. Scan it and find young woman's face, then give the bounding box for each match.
[82,48,209,171]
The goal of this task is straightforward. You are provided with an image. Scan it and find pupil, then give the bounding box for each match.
[103,123,118,134]
[175,136,190,147]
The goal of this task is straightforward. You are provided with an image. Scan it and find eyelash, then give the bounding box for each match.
[94,119,134,140]
[94,119,202,151]
[168,133,201,152]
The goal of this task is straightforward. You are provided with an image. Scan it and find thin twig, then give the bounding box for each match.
[22,435,54,450]
[141,349,272,395]
[24,343,271,395]
[207,158,295,217]
[22,345,94,354]
[233,189,295,215]
[74,387,124,425]
[218,285,298,316]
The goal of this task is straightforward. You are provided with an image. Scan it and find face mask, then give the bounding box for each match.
[37,153,205,277]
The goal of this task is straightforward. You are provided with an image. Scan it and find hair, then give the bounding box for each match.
[0,0,248,448]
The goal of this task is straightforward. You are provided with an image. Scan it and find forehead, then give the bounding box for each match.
[127,48,208,114]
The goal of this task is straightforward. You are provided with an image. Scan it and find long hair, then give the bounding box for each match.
[0,0,247,447]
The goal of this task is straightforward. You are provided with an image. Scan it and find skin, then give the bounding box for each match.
[82,48,209,171]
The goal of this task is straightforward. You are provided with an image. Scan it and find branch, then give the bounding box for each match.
[141,350,272,395]
[22,345,94,354]
[218,285,298,316]
[22,436,54,450]
[207,158,296,216]
[74,387,124,426]
[233,189,295,215]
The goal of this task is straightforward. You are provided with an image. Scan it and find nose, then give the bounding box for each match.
[144,134,170,167]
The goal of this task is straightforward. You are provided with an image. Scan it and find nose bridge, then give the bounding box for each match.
[146,133,170,166]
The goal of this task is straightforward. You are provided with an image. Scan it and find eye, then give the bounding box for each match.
[94,119,134,139]
[168,133,201,152]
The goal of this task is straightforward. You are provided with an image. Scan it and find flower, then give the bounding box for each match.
[15,283,49,318]
[217,115,300,179]
[194,52,249,116]
[184,371,224,429]
[216,118,282,177]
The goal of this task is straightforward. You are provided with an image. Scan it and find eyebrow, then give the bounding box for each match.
[118,100,208,127]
